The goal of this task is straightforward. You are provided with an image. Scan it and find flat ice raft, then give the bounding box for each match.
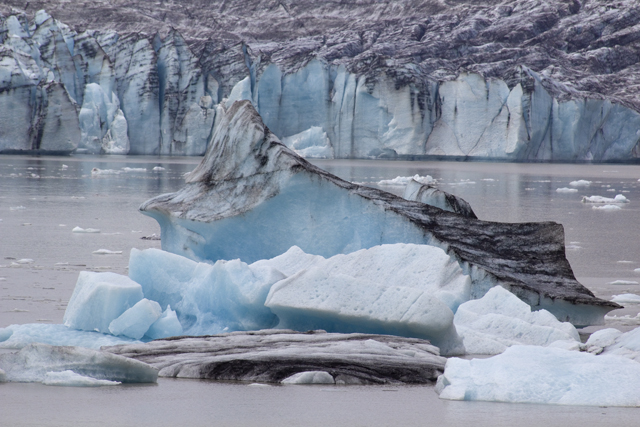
[436,345,640,407]
[140,100,618,325]
[104,330,446,385]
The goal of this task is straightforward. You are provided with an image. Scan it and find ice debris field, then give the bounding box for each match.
[0,244,638,403]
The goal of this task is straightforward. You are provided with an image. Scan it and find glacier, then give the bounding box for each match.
[2,2,640,160]
[140,100,619,326]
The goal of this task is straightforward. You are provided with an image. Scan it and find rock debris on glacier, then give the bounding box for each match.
[2,1,640,160]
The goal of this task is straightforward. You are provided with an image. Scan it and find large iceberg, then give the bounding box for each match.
[140,100,618,326]
[436,345,640,407]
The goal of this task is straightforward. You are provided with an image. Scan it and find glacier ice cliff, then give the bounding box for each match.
[2,1,640,160]
[140,100,619,326]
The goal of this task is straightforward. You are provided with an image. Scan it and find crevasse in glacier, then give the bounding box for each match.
[140,100,619,326]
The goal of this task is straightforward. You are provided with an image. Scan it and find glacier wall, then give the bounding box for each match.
[1,10,640,160]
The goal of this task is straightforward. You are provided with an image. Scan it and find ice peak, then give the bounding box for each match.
[185,100,292,183]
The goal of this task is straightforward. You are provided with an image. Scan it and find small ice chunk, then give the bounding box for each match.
[569,180,591,187]
[145,305,184,339]
[43,370,121,387]
[555,188,578,193]
[91,168,120,176]
[617,260,635,264]
[592,204,622,210]
[122,167,147,172]
[63,271,144,334]
[9,206,26,211]
[92,249,123,255]
[152,166,165,171]
[585,328,623,354]
[609,280,639,285]
[635,268,640,273]
[281,371,335,384]
[72,227,101,233]
[582,194,629,203]
[436,345,640,406]
[109,299,162,339]
[601,327,640,362]
[61,165,69,170]
[13,259,34,264]
[611,294,640,304]
[378,174,436,186]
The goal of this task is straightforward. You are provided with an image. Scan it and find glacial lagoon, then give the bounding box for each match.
[1,155,640,426]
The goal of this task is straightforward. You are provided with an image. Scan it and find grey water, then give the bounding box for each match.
[1,155,639,426]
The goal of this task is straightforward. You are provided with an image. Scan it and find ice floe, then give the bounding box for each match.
[582,194,629,203]
[43,370,121,387]
[611,294,640,305]
[555,187,578,193]
[0,343,157,384]
[92,249,123,255]
[436,345,640,406]
[569,180,591,187]
[592,204,622,210]
[377,174,436,186]
[72,226,101,233]
[609,280,639,285]
[453,286,579,355]
[91,168,120,176]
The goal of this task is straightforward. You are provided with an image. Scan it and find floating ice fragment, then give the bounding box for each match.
[555,187,578,193]
[152,166,165,171]
[0,324,137,350]
[140,233,160,240]
[569,180,591,187]
[61,165,68,170]
[436,345,640,406]
[377,174,436,186]
[609,280,639,285]
[611,294,640,304]
[63,271,144,334]
[9,206,26,211]
[582,194,629,203]
[592,204,622,210]
[617,260,634,264]
[13,259,34,264]
[109,299,162,340]
[91,168,120,176]
[122,167,147,172]
[481,178,496,181]
[635,268,640,273]
[72,227,101,233]
[43,370,121,387]
[145,305,183,339]
[453,286,579,355]
[281,371,335,385]
[92,249,123,255]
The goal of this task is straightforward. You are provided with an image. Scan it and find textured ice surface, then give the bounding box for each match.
[436,345,640,406]
[63,271,143,334]
[108,298,162,339]
[72,226,100,233]
[145,305,184,340]
[453,286,580,355]
[600,327,640,362]
[0,343,157,384]
[378,175,436,186]
[570,180,591,187]
[0,324,137,350]
[140,101,619,326]
[129,248,283,336]
[106,330,445,384]
[43,370,121,387]
[281,127,333,159]
[556,187,578,193]
[403,179,476,218]
[265,244,469,355]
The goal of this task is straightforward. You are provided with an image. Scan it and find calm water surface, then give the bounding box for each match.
[1,155,639,426]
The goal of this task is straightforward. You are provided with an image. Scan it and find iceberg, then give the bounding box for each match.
[453,286,580,355]
[582,194,629,203]
[140,100,619,327]
[0,323,138,350]
[105,330,445,384]
[0,343,157,384]
[436,345,640,406]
